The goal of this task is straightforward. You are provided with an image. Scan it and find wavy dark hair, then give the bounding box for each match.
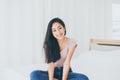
[43,17,66,63]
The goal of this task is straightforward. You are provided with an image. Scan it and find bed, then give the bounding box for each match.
[1,38,120,80]
[71,38,120,80]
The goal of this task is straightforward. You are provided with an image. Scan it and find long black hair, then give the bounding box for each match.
[43,17,66,63]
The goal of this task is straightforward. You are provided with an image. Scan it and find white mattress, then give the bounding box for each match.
[0,66,27,80]
[71,50,120,80]
[1,50,120,80]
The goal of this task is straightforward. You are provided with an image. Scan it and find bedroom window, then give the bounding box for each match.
[112,4,120,39]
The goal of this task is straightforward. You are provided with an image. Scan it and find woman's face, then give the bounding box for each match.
[52,22,65,40]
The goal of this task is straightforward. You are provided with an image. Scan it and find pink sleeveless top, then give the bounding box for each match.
[54,39,77,67]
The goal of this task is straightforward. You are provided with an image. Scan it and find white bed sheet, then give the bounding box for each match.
[0,66,27,80]
[71,50,120,80]
[1,50,120,80]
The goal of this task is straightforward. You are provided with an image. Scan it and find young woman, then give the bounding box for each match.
[30,18,89,80]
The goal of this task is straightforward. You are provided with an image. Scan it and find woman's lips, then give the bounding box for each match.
[57,33,63,38]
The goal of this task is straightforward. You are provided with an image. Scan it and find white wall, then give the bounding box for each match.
[89,0,112,39]
[0,0,112,67]
[112,3,120,39]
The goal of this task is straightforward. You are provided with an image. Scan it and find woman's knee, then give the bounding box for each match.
[30,70,41,79]
[30,70,49,80]
[77,73,89,80]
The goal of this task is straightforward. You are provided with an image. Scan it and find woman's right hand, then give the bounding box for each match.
[54,78,58,80]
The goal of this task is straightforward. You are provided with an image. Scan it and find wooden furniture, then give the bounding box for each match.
[89,38,120,51]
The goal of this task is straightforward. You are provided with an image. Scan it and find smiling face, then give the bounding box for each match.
[52,22,65,40]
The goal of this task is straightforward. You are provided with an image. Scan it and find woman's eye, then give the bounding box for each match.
[53,30,56,32]
[59,27,62,29]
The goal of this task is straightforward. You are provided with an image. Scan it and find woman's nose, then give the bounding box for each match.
[56,30,60,34]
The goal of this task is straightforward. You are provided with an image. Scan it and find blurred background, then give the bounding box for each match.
[0,0,120,80]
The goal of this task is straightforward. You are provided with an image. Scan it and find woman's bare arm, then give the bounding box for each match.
[62,46,76,80]
[48,62,55,80]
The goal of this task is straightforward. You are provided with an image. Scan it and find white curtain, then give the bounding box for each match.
[0,0,112,67]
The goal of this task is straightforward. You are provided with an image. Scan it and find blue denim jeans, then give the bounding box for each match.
[30,67,89,80]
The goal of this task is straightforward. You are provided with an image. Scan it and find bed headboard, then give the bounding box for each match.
[89,38,120,51]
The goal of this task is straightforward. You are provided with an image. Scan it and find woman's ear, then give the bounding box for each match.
[64,28,66,35]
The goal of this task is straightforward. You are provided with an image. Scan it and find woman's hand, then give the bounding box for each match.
[54,78,58,80]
